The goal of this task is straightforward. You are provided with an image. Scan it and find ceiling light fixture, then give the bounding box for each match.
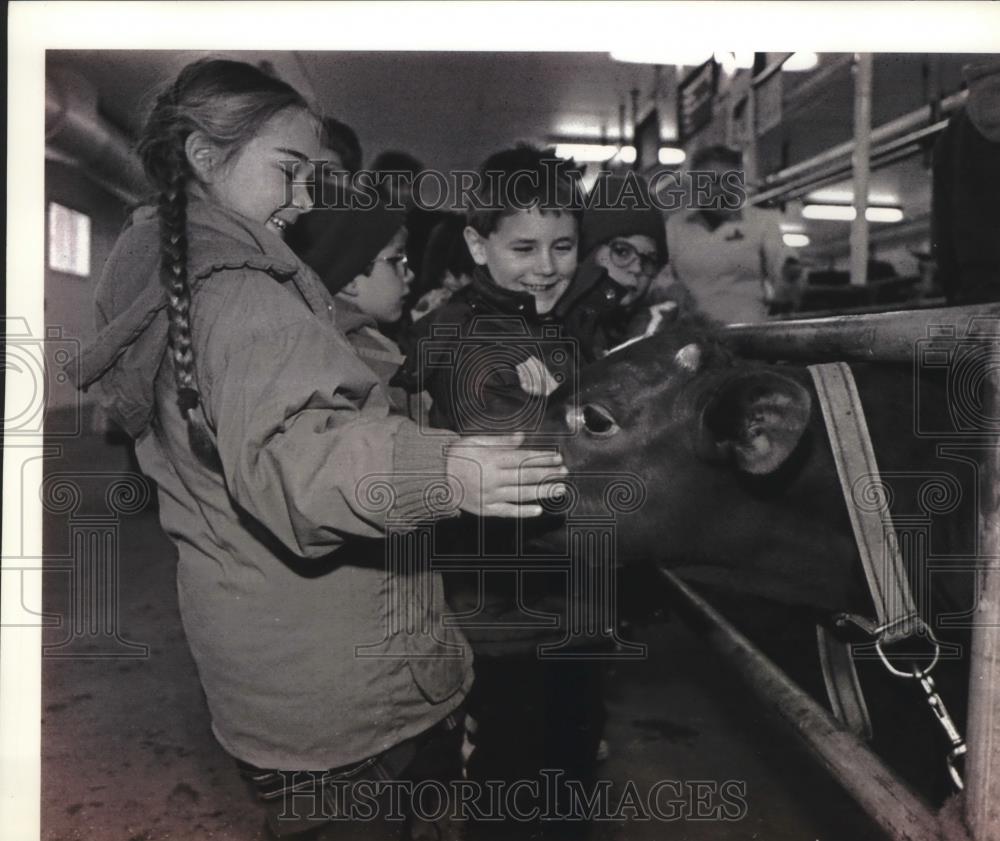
[864,206,905,223]
[783,52,819,72]
[802,204,904,223]
[554,143,633,163]
[609,48,713,67]
[658,147,686,165]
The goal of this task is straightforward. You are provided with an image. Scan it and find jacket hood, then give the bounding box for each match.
[69,198,306,437]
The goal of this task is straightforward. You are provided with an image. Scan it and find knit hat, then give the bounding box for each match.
[297,187,407,296]
[579,174,668,265]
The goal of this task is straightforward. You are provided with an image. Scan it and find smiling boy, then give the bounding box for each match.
[408,144,583,431]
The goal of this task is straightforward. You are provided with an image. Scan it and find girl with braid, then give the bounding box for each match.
[70,58,566,840]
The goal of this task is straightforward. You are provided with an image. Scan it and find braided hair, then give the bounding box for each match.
[136,59,316,465]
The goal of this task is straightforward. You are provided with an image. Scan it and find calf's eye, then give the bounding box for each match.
[582,403,620,437]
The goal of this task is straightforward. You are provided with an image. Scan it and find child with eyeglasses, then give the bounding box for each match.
[558,173,672,360]
[295,190,430,416]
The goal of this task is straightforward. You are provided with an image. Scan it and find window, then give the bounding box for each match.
[48,202,91,276]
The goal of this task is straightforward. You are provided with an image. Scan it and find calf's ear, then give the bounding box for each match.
[697,371,812,475]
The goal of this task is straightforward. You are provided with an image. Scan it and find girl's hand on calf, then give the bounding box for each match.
[445,432,567,518]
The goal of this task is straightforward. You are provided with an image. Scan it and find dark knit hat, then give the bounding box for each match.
[297,188,407,296]
[580,174,668,265]
[420,213,476,286]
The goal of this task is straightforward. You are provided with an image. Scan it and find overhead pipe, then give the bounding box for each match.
[752,89,968,201]
[750,118,950,208]
[46,67,148,204]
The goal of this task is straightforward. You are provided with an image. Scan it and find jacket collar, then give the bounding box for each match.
[72,197,314,390]
[182,197,301,278]
[468,266,551,320]
[333,297,377,334]
[554,255,629,317]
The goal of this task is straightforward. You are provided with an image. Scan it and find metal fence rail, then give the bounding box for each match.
[657,568,945,841]
[661,303,1000,841]
[724,303,1000,363]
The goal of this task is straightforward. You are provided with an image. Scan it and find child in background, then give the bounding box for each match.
[409,213,476,323]
[299,190,420,414]
[557,173,670,360]
[68,59,566,840]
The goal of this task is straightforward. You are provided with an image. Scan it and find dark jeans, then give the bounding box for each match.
[236,709,464,839]
[464,655,607,839]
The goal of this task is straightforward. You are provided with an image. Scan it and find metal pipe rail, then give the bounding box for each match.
[750,117,951,208]
[751,88,967,203]
[656,568,953,841]
[721,303,1000,363]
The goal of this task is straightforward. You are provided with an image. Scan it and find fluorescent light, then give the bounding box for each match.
[658,147,686,165]
[554,143,620,162]
[807,188,900,205]
[610,48,712,67]
[865,206,904,223]
[714,51,755,75]
[783,233,811,248]
[784,52,819,72]
[780,222,805,233]
[615,146,637,164]
[802,204,904,223]
[802,204,856,221]
[554,122,606,139]
[554,143,683,166]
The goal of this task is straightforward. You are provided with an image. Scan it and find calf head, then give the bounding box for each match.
[533,325,858,611]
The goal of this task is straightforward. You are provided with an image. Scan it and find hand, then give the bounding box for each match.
[446,432,567,518]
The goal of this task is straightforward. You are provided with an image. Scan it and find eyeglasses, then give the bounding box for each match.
[367,254,409,276]
[607,240,660,277]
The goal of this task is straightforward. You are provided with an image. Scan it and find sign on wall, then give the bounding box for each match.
[677,58,719,143]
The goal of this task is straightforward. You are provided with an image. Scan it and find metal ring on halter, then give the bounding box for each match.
[873,619,941,679]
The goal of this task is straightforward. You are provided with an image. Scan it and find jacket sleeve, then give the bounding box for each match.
[411,312,547,435]
[193,269,460,558]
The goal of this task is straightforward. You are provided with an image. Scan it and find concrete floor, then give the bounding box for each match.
[41,437,892,841]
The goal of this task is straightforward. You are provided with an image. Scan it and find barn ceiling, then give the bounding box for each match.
[47,49,977,260]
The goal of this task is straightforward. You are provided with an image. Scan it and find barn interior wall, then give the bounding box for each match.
[45,158,130,430]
